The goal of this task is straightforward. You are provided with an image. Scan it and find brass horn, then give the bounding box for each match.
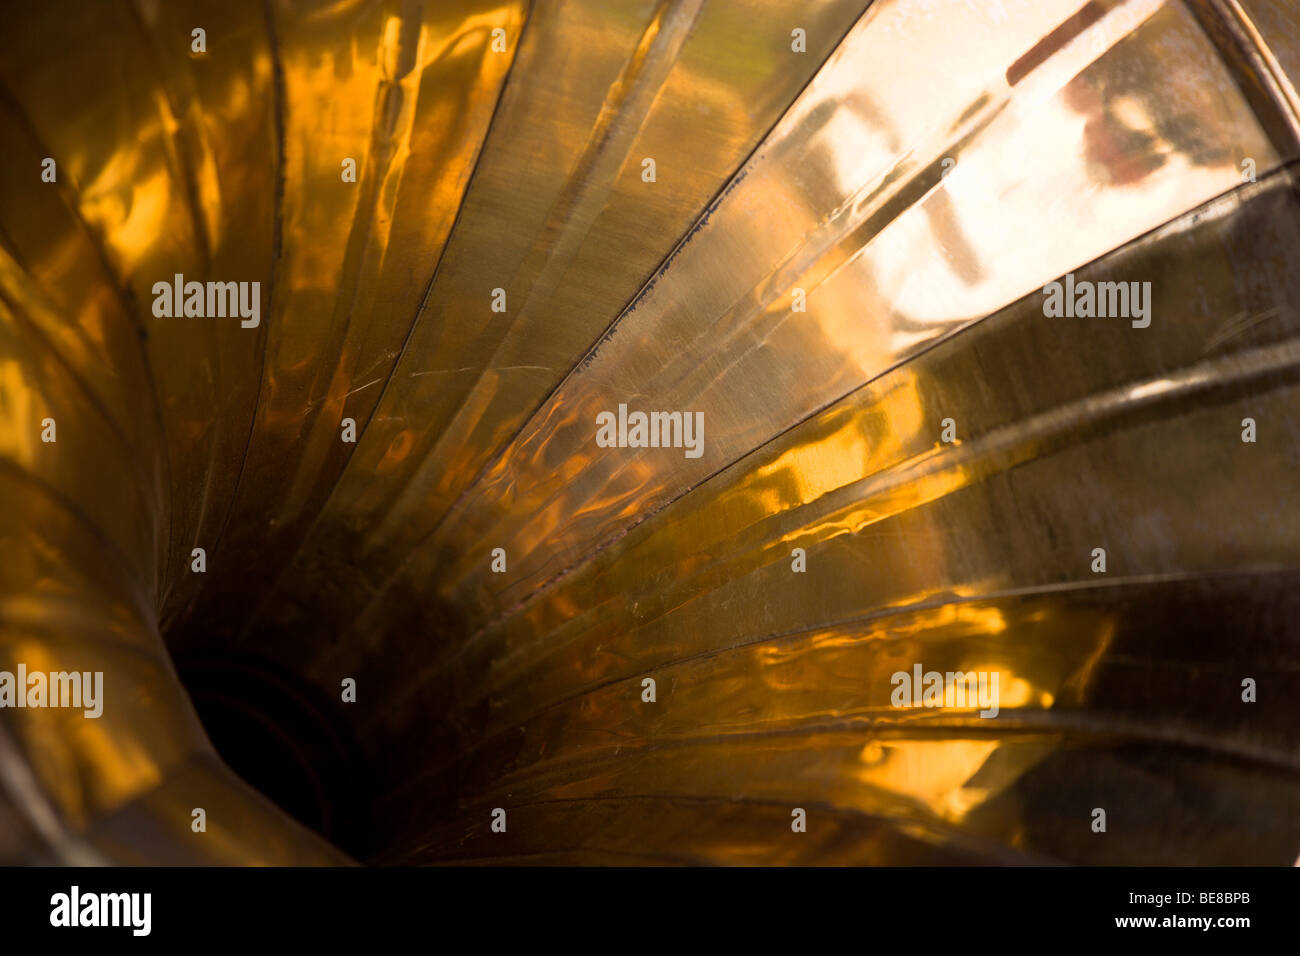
[2,0,1300,866]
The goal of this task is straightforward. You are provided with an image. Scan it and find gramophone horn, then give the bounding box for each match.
[2,0,1300,866]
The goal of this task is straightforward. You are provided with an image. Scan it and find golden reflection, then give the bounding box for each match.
[384,0,1278,651]
[3,0,1300,866]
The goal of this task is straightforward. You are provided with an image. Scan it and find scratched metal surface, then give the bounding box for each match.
[0,0,1299,865]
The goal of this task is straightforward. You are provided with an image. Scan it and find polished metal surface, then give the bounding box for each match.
[1,0,1299,865]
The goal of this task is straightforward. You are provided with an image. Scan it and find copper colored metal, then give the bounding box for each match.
[1,0,1299,865]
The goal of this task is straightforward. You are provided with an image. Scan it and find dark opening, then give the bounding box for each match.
[172,651,373,859]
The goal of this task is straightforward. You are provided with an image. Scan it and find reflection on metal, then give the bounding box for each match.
[2,0,1300,865]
